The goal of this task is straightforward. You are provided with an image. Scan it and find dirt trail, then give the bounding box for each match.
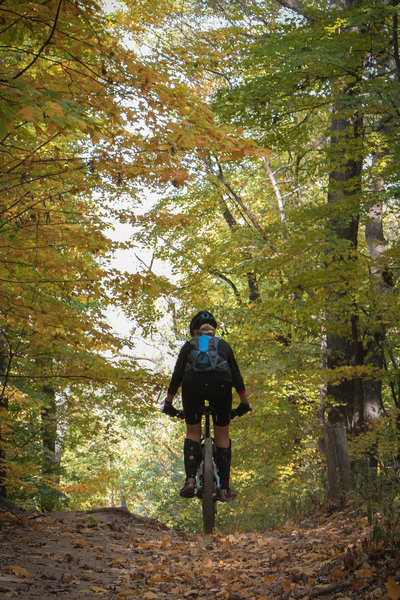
[0,502,398,599]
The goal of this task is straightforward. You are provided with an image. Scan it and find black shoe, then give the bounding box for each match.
[219,488,237,502]
[180,477,196,498]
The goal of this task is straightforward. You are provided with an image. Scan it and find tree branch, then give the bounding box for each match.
[214,161,266,237]
[0,0,63,82]
[208,268,242,303]
[264,156,287,240]
[274,0,316,21]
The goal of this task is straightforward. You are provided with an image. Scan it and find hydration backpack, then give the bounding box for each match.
[184,335,232,377]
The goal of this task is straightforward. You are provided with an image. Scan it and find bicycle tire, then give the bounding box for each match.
[202,438,215,534]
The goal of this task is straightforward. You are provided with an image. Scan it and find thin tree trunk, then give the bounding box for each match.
[363,161,387,427]
[38,359,58,511]
[0,330,8,498]
[218,194,260,302]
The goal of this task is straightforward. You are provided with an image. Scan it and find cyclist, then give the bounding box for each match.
[162,310,251,502]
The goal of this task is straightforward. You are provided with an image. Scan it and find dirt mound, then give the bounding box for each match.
[0,495,26,515]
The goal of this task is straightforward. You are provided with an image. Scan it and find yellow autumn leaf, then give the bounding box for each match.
[6,565,34,578]
[385,578,400,600]
[91,586,108,593]
[16,106,40,122]
[44,101,64,118]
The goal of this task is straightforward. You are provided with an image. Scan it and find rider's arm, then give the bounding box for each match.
[222,341,248,402]
[167,341,191,398]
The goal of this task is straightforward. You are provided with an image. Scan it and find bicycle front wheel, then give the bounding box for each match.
[202,438,216,534]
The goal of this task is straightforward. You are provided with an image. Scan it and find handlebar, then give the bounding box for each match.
[166,406,252,420]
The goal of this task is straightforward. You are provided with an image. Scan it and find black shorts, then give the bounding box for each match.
[181,380,232,427]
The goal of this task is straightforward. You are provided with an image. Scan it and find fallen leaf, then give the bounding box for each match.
[5,565,34,579]
[91,586,108,593]
[350,579,364,591]
[72,538,87,548]
[385,578,400,600]
[142,592,158,600]
[148,574,171,584]
[281,580,297,591]
[331,568,346,580]
[357,565,376,578]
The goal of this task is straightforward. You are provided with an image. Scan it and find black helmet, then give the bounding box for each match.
[189,310,217,336]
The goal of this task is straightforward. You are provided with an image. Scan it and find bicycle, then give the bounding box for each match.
[172,403,248,534]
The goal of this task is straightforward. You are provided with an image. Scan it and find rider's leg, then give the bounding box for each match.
[186,423,201,444]
[212,385,236,500]
[184,423,201,478]
[180,385,203,497]
[183,436,201,478]
[215,437,232,489]
[214,424,230,448]
[181,432,201,498]
[182,402,202,480]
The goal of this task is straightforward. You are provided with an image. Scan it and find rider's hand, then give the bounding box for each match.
[162,401,179,417]
[236,402,252,416]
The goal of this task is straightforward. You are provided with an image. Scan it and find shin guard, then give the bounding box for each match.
[215,442,232,490]
[183,438,201,479]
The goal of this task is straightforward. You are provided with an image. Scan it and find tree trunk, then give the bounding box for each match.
[38,360,58,511]
[0,330,8,498]
[363,163,387,427]
[324,424,351,500]
[325,104,364,432]
[323,0,364,494]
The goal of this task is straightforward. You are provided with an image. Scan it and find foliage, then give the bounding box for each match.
[356,460,400,550]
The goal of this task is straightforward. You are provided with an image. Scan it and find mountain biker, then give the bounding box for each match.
[162,310,251,503]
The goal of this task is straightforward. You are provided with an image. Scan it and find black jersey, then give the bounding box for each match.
[167,337,245,397]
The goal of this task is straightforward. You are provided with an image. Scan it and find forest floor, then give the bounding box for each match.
[0,499,399,600]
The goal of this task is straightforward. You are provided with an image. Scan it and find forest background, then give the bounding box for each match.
[1,0,400,537]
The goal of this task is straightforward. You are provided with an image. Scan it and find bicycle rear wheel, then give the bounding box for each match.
[202,438,216,534]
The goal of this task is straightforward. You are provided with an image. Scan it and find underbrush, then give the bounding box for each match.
[353,459,400,551]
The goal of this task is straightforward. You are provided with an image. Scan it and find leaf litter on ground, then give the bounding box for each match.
[0,500,399,599]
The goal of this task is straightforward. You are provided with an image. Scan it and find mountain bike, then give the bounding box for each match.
[173,404,246,534]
